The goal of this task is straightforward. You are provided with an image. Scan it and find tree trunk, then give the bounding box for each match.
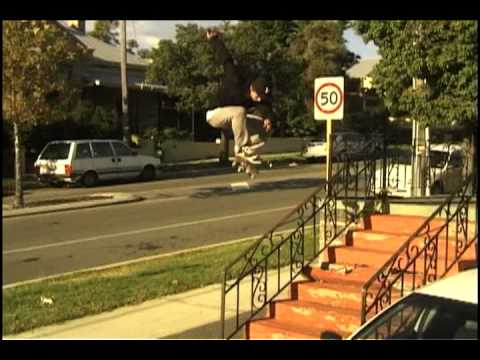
[13,121,24,208]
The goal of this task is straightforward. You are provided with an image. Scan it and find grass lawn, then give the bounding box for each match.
[3,228,321,336]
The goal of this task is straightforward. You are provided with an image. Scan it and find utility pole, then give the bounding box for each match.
[120,20,130,144]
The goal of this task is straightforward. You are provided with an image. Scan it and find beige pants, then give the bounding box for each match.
[206,106,249,150]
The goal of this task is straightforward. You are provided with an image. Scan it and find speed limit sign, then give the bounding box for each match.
[314,77,344,120]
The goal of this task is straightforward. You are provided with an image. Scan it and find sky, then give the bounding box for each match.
[85,20,380,59]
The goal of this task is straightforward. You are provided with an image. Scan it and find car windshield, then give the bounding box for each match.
[352,293,477,340]
[39,143,71,160]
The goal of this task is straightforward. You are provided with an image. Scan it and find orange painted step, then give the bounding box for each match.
[247,318,322,340]
[292,281,363,311]
[329,246,394,268]
[349,230,477,259]
[329,243,475,270]
[366,215,445,235]
[271,299,361,336]
[295,279,402,311]
[305,265,378,285]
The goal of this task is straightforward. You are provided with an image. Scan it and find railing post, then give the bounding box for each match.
[220,271,226,339]
[360,287,367,324]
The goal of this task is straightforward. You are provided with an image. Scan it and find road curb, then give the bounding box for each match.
[2,193,143,219]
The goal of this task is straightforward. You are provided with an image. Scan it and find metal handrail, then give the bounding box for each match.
[220,140,384,339]
[360,173,477,324]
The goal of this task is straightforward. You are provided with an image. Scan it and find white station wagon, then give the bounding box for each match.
[35,139,161,187]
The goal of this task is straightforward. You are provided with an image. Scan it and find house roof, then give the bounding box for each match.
[347,58,381,79]
[57,21,149,68]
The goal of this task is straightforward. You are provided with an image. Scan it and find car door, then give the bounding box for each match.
[72,142,94,180]
[442,150,464,193]
[90,141,119,180]
[110,141,143,179]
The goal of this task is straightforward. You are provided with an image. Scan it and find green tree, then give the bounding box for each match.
[287,21,359,136]
[353,20,477,129]
[89,20,119,45]
[137,48,151,59]
[3,20,88,207]
[147,23,220,113]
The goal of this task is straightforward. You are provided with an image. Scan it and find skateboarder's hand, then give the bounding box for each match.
[263,118,272,133]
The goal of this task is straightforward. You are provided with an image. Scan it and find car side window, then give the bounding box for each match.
[91,142,114,158]
[75,143,92,159]
[449,151,463,168]
[359,302,424,339]
[112,142,133,157]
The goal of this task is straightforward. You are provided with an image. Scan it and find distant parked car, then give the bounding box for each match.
[373,144,464,197]
[35,139,161,187]
[349,268,478,340]
[302,132,366,162]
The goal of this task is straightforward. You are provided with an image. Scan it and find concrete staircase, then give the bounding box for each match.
[246,214,477,340]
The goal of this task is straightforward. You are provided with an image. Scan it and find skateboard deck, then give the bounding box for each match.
[234,155,261,180]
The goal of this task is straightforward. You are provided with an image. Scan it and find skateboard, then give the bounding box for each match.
[233,154,261,180]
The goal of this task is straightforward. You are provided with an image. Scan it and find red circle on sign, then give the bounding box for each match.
[315,82,344,115]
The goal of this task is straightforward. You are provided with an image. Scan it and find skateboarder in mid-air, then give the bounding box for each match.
[205,29,273,177]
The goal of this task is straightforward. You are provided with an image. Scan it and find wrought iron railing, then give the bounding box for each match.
[373,142,476,197]
[220,139,385,339]
[360,173,478,324]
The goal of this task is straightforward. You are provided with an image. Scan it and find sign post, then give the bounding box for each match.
[314,76,344,265]
[314,77,345,192]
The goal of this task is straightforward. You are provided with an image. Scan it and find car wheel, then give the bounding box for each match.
[141,165,156,181]
[82,171,98,187]
[431,182,444,195]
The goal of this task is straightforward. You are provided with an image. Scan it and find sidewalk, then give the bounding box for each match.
[2,193,143,218]
[5,267,299,340]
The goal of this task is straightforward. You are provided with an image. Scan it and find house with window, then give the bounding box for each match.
[346,58,382,112]
[58,20,181,137]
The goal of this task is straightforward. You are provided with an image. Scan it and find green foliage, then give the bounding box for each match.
[25,100,120,153]
[3,20,89,132]
[137,48,151,59]
[88,20,119,45]
[147,24,220,113]
[142,127,190,146]
[353,20,478,128]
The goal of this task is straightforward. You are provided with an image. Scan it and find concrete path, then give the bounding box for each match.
[6,267,300,340]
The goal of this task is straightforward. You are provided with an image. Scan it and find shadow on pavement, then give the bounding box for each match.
[162,309,267,340]
[190,178,325,199]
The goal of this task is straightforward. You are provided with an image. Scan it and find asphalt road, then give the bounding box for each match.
[3,164,326,285]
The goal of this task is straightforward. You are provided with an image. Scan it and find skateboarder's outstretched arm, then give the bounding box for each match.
[207,30,241,87]
[248,104,273,133]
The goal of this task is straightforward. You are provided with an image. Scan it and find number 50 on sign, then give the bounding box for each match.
[314,77,344,121]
